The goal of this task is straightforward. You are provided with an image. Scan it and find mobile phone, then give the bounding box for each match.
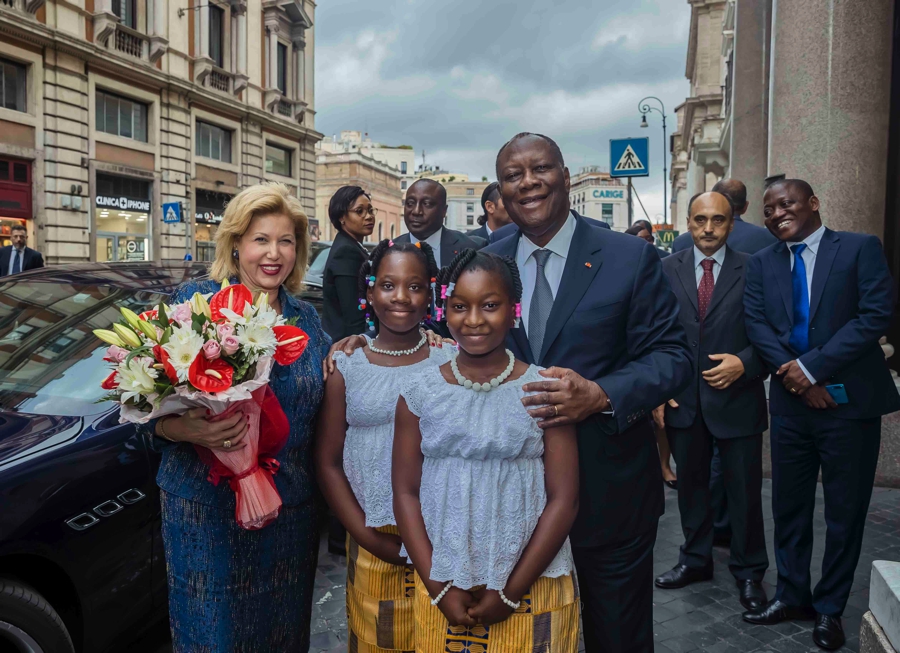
[825,384,849,405]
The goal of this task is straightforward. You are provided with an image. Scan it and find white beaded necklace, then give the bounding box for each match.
[451,349,515,392]
[368,329,427,357]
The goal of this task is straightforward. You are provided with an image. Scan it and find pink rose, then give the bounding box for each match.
[216,323,234,339]
[104,345,128,363]
[202,340,221,360]
[222,335,240,356]
[170,302,193,325]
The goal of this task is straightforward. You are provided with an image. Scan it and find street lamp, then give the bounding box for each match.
[638,96,667,224]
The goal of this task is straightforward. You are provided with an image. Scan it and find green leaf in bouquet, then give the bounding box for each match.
[157,302,169,326]
[285,316,299,326]
[191,312,207,334]
[154,384,176,406]
[94,392,120,404]
[159,326,172,345]
[123,343,154,367]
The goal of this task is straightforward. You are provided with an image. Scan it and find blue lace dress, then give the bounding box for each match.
[151,278,330,652]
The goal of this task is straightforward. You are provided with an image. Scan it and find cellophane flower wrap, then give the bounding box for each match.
[95,280,309,530]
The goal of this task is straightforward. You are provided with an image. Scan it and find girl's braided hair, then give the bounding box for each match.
[356,239,439,332]
[434,248,523,323]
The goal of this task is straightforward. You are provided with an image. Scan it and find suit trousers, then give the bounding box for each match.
[770,414,881,616]
[709,443,731,538]
[668,415,768,581]
[572,528,657,653]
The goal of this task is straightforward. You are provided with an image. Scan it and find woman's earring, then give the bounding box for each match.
[232,250,239,260]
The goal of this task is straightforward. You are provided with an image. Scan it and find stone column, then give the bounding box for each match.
[153,0,166,36]
[729,0,772,226]
[267,26,278,89]
[236,9,247,77]
[199,3,210,59]
[767,0,894,235]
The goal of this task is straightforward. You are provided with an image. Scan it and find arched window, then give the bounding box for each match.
[390,224,396,238]
[378,222,383,241]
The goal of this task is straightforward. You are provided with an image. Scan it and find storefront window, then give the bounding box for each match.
[194,189,230,262]
[265,143,292,176]
[94,174,150,262]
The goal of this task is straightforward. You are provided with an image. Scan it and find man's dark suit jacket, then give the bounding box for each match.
[672,216,776,255]
[467,224,489,241]
[321,230,368,342]
[0,246,44,276]
[662,246,767,437]
[489,214,610,244]
[486,212,692,547]
[394,227,486,264]
[744,228,900,419]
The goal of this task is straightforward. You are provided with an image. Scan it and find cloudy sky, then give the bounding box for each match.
[314,0,691,222]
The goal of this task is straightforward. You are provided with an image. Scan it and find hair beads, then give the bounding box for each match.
[357,239,439,334]
[514,302,522,328]
[434,249,524,324]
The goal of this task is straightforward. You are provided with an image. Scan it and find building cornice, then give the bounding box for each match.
[0,12,323,143]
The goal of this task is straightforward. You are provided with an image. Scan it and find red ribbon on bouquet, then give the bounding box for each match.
[194,385,291,530]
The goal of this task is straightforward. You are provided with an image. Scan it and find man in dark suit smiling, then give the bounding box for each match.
[486,133,692,652]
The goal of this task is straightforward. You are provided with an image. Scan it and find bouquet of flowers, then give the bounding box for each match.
[94,280,309,530]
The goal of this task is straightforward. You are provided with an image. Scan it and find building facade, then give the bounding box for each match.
[0,0,321,264]
[415,170,487,233]
[315,151,403,243]
[568,166,629,231]
[317,131,416,192]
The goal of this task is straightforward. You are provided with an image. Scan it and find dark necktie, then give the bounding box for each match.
[528,249,553,362]
[789,243,810,354]
[697,259,715,321]
[12,250,21,275]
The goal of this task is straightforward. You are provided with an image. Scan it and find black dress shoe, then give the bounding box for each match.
[664,479,678,490]
[813,614,845,650]
[654,563,713,589]
[742,599,816,625]
[736,580,767,611]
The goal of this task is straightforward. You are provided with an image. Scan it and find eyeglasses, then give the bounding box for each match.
[351,206,378,218]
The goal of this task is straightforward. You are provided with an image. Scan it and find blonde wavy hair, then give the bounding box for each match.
[210,182,311,295]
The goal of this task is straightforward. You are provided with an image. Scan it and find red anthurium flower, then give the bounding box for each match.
[101,371,119,390]
[188,355,234,393]
[152,345,180,385]
[139,308,159,321]
[273,325,309,366]
[209,284,254,322]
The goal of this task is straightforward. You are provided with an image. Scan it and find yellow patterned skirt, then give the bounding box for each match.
[414,572,581,653]
[346,526,416,653]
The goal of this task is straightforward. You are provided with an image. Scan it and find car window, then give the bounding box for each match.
[0,281,168,416]
[307,243,331,277]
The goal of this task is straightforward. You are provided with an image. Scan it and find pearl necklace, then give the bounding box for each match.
[369,329,427,357]
[451,349,515,392]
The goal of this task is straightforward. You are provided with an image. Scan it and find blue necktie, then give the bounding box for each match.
[789,243,809,354]
[11,250,21,275]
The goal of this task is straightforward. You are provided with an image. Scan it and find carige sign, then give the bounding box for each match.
[95,195,151,212]
[592,189,625,200]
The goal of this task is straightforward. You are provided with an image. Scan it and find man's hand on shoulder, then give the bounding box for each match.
[521,367,609,429]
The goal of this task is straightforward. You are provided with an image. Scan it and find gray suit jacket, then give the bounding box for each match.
[662,245,768,438]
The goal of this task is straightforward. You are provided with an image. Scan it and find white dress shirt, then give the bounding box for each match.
[515,211,577,333]
[7,247,24,276]
[410,227,443,268]
[484,223,493,236]
[787,224,826,384]
[693,245,727,287]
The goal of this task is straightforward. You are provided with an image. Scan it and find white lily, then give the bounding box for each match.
[116,356,158,403]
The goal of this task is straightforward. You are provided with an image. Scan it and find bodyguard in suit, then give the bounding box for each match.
[394,178,486,265]
[654,191,769,611]
[742,179,900,650]
[466,181,511,241]
[0,225,44,276]
[487,132,692,652]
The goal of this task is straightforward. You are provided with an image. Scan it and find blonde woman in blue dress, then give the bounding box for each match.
[393,249,581,652]
[316,239,450,653]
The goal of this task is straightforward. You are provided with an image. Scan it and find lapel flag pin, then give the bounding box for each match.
[585,262,592,268]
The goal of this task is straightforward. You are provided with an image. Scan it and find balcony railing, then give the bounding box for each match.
[0,0,17,8]
[276,100,292,117]
[112,24,149,60]
[209,68,231,93]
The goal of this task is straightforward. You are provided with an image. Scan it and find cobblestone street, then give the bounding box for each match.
[140,480,900,652]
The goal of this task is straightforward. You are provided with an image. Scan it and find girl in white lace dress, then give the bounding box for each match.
[393,250,581,652]
[316,239,451,653]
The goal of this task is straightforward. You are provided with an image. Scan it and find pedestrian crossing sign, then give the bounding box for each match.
[162,201,182,224]
[609,138,650,178]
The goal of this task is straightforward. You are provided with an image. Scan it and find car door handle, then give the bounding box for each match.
[66,513,100,531]
[93,500,124,517]
[117,488,146,505]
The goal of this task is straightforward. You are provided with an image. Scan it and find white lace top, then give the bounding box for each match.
[399,363,574,591]
[335,346,452,528]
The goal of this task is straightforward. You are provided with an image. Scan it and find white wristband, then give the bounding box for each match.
[431,581,453,606]
[498,589,520,610]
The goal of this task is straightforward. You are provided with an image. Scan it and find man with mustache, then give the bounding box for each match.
[486,132,692,652]
[742,179,899,650]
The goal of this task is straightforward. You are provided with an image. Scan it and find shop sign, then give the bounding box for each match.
[592,189,625,200]
[96,195,151,212]
[195,210,224,225]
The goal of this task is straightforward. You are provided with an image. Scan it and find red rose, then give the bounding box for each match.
[209,284,254,322]
[188,355,234,393]
[101,371,119,390]
[152,345,180,385]
[273,325,309,366]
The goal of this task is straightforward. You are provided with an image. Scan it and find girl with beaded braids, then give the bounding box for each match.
[392,249,581,652]
[315,238,450,653]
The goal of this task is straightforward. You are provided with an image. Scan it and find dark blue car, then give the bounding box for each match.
[0,262,323,653]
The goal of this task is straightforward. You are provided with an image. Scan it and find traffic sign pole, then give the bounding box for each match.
[627,178,633,227]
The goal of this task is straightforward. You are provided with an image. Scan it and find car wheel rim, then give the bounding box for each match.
[0,621,44,653]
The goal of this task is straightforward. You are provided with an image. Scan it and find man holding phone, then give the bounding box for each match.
[742,179,900,650]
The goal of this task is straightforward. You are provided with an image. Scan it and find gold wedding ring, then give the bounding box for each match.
[553,405,559,417]
[790,388,797,394]
[223,440,232,449]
